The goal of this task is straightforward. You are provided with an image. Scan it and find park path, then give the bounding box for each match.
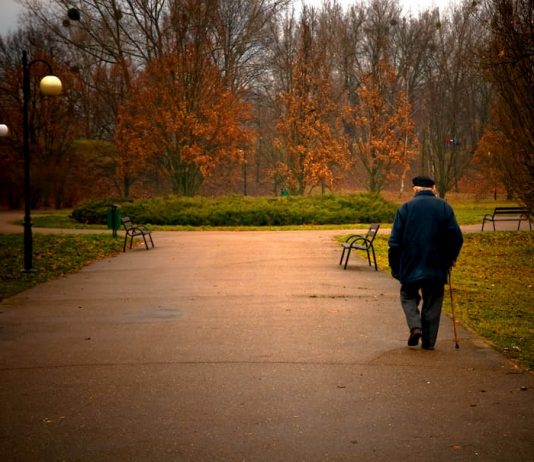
[0,212,533,461]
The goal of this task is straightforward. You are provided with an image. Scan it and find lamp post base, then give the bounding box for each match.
[22,215,33,273]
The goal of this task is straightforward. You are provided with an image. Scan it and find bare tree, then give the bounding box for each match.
[417,2,491,197]
[478,0,534,210]
[209,0,289,94]
[23,0,169,63]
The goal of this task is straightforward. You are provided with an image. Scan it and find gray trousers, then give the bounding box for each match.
[400,280,444,348]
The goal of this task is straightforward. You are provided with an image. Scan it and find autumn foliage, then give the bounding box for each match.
[473,108,514,198]
[3,0,533,206]
[344,61,417,193]
[115,51,254,196]
[273,19,348,195]
[0,47,91,208]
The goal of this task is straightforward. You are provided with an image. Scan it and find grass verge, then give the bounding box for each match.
[0,233,123,301]
[31,212,106,230]
[359,231,534,371]
[446,199,522,225]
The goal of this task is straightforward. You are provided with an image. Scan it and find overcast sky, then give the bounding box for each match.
[0,0,22,36]
[302,0,455,15]
[0,0,456,37]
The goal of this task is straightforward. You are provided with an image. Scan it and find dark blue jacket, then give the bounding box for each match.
[388,190,463,284]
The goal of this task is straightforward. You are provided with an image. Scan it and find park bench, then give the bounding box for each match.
[339,223,380,271]
[121,216,155,252]
[481,207,531,231]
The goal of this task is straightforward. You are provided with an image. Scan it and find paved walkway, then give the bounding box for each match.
[0,212,533,461]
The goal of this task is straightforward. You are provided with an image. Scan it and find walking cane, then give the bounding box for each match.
[448,270,460,349]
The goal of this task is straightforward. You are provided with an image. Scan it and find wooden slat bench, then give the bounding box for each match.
[481,207,531,231]
[121,216,155,252]
[339,223,380,271]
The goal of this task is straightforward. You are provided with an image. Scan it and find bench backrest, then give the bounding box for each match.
[366,223,380,243]
[121,216,133,230]
[492,207,529,216]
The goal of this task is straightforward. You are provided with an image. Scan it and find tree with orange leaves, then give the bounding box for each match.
[344,61,417,193]
[115,51,254,196]
[273,15,348,196]
[0,34,86,208]
[473,105,514,199]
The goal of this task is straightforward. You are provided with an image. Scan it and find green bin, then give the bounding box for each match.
[107,205,122,237]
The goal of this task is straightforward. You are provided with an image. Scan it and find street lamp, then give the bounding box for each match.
[0,124,9,137]
[21,50,62,272]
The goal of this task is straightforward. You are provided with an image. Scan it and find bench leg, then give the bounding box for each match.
[339,248,346,266]
[343,248,352,269]
[123,235,128,252]
[371,245,377,271]
[518,219,532,231]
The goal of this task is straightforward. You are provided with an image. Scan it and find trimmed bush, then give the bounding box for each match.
[70,198,132,224]
[71,194,397,226]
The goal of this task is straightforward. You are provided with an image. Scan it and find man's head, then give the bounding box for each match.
[412,175,436,194]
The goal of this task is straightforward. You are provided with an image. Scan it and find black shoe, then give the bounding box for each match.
[408,328,422,346]
[422,344,434,350]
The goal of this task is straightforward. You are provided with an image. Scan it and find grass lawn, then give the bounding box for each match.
[30,211,107,230]
[0,233,123,301]
[370,231,534,371]
[445,198,521,225]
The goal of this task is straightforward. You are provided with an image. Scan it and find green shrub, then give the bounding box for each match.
[71,194,397,226]
[70,198,132,224]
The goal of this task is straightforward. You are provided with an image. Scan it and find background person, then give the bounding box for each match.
[388,175,463,349]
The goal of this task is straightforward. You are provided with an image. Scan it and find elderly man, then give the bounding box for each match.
[388,176,463,350]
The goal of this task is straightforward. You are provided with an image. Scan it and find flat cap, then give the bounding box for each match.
[412,175,435,187]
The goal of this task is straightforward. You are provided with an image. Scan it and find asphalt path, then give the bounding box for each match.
[0,211,533,461]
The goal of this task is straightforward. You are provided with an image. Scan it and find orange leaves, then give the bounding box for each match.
[344,61,418,192]
[115,51,253,195]
[274,95,347,193]
[274,45,349,195]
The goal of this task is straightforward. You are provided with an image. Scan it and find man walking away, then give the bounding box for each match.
[388,176,463,350]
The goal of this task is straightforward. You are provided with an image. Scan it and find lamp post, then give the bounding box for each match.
[21,50,62,272]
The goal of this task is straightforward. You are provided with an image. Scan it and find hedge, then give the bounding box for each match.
[71,194,397,226]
